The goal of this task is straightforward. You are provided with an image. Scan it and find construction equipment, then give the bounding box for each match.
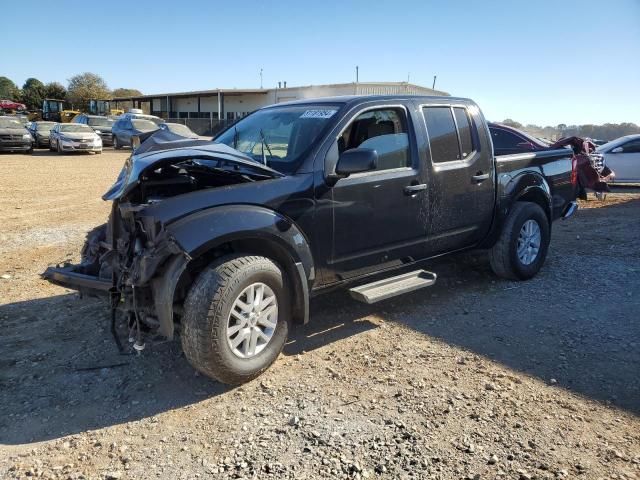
[88,99,124,117]
[42,99,79,123]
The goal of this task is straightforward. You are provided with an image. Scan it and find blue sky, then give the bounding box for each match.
[2,0,639,125]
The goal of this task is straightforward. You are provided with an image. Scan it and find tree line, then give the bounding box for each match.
[500,119,640,142]
[0,72,142,111]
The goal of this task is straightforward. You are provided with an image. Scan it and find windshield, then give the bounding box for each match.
[60,124,93,133]
[88,117,114,127]
[166,123,195,136]
[132,119,158,131]
[36,122,55,131]
[214,105,340,173]
[0,118,23,128]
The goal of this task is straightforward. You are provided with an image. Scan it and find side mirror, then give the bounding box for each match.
[611,146,623,154]
[335,148,378,177]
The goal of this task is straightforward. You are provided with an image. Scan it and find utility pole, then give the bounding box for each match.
[260,68,263,89]
[432,75,437,90]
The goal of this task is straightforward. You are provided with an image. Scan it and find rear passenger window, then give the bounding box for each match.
[423,107,460,163]
[339,108,410,171]
[453,107,474,158]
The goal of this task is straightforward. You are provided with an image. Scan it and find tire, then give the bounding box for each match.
[49,140,54,152]
[56,140,63,154]
[181,255,290,385]
[95,149,102,155]
[113,136,121,150]
[489,201,550,280]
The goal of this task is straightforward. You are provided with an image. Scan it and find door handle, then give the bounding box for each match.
[404,183,427,195]
[472,172,490,182]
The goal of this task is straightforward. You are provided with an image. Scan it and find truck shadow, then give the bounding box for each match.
[0,197,637,445]
[293,196,640,415]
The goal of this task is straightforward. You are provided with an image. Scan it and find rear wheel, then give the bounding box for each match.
[489,202,550,280]
[56,140,63,154]
[181,255,290,385]
[113,136,121,150]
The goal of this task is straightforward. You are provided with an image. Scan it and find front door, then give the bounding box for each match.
[607,139,640,182]
[327,106,429,279]
[420,105,495,253]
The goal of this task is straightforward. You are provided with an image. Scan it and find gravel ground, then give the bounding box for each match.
[0,150,639,479]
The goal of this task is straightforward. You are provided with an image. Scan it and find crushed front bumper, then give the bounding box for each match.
[42,265,111,296]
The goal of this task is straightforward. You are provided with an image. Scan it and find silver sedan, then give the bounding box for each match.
[596,134,640,183]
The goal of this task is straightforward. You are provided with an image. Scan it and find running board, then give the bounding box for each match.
[349,270,437,304]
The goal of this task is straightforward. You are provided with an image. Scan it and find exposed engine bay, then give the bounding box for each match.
[44,138,283,351]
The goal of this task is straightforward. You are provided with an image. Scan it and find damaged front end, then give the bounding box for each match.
[43,141,282,350]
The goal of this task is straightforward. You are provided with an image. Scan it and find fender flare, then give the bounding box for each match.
[481,171,552,248]
[152,205,314,339]
[505,171,552,220]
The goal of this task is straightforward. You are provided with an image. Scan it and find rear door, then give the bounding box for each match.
[325,104,429,279]
[420,104,495,253]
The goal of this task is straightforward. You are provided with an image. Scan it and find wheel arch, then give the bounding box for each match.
[151,205,314,339]
[481,171,552,249]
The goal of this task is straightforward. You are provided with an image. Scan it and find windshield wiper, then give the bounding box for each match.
[259,129,274,166]
[233,125,239,149]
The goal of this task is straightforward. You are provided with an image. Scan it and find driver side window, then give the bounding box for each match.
[339,108,410,171]
[621,140,640,154]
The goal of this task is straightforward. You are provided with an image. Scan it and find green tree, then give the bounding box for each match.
[0,76,21,100]
[502,118,523,129]
[44,82,67,100]
[112,88,143,98]
[67,72,110,110]
[21,78,46,109]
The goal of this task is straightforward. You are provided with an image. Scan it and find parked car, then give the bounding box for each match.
[49,123,103,154]
[27,121,56,148]
[131,122,204,149]
[595,134,640,183]
[488,122,554,155]
[73,114,115,146]
[0,116,33,153]
[120,112,164,125]
[44,95,578,385]
[111,117,159,149]
[158,122,200,139]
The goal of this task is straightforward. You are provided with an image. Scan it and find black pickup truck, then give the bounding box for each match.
[44,95,578,384]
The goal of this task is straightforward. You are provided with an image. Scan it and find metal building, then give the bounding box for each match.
[112,82,448,135]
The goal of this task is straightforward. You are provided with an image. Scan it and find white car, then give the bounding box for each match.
[49,123,103,154]
[596,134,640,183]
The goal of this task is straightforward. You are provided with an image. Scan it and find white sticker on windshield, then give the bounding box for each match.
[300,109,337,119]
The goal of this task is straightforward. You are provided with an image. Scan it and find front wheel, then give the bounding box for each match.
[113,136,121,150]
[489,202,550,280]
[181,255,290,385]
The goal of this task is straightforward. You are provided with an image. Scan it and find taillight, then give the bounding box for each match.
[570,156,578,186]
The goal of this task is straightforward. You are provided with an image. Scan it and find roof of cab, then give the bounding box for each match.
[266,94,473,109]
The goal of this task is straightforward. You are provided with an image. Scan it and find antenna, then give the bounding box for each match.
[356,65,359,83]
[260,68,263,89]
[407,72,410,83]
[432,75,437,90]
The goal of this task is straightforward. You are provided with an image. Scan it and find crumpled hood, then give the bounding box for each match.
[102,142,283,201]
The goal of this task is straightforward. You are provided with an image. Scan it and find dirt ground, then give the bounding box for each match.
[1,150,639,480]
